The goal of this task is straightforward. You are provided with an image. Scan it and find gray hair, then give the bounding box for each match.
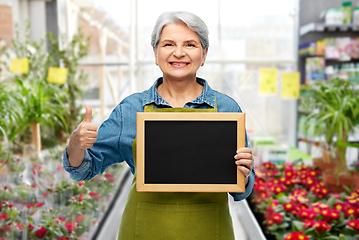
[151,11,209,52]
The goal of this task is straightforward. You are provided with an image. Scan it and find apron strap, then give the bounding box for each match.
[144,98,217,112]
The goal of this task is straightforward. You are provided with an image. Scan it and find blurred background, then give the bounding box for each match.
[1,0,359,239]
[0,0,298,144]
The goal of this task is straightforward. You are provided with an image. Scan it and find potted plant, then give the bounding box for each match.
[47,30,90,136]
[7,23,70,155]
[306,78,359,192]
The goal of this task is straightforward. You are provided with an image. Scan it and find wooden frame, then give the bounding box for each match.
[136,112,246,192]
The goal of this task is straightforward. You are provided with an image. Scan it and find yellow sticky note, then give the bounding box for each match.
[47,67,68,85]
[281,72,300,98]
[10,58,29,74]
[259,68,278,94]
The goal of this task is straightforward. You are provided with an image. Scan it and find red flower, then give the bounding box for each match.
[347,219,359,231]
[310,183,330,199]
[7,203,13,208]
[346,198,358,207]
[58,216,66,222]
[0,225,11,232]
[307,169,320,178]
[321,209,340,223]
[255,177,266,185]
[266,170,280,178]
[265,207,275,219]
[76,215,84,223]
[301,177,316,188]
[288,195,310,204]
[334,202,347,212]
[269,213,283,225]
[0,214,8,221]
[28,224,34,231]
[299,209,317,220]
[311,202,330,213]
[270,199,280,207]
[254,182,269,191]
[328,210,340,220]
[270,184,288,194]
[42,191,50,197]
[89,192,99,201]
[314,220,331,235]
[291,188,308,197]
[26,203,32,209]
[285,231,310,240]
[78,193,83,202]
[254,191,271,203]
[3,186,7,190]
[78,181,84,187]
[283,202,297,214]
[263,162,276,169]
[282,177,295,186]
[104,173,115,183]
[344,206,358,218]
[304,220,316,228]
[65,222,76,234]
[34,203,44,208]
[16,223,23,230]
[35,226,48,238]
[284,168,297,179]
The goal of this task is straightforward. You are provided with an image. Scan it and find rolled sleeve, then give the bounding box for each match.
[229,168,255,201]
[62,146,92,181]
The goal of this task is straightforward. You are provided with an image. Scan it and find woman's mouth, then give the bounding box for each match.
[170,62,189,66]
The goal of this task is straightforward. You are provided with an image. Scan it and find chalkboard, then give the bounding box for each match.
[136,112,246,192]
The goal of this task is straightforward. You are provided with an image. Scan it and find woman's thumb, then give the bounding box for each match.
[84,104,92,122]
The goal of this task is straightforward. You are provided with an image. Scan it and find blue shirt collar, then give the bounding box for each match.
[142,77,216,108]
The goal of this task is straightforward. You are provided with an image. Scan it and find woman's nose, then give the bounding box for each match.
[173,46,185,58]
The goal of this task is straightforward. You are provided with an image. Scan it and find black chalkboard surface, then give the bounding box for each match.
[136,112,246,192]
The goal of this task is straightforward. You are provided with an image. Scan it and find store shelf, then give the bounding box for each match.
[297,132,359,143]
[300,22,359,36]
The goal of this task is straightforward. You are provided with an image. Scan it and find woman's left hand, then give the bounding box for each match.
[234,148,254,185]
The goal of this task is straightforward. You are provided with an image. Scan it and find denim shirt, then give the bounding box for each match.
[63,77,255,201]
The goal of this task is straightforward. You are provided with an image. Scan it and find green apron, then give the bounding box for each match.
[118,102,235,240]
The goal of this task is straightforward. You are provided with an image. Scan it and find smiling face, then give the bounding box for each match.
[154,23,208,82]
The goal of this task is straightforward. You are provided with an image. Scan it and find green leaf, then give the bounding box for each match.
[339,234,348,240]
[327,196,336,208]
[278,222,289,229]
[342,185,353,194]
[292,220,304,232]
[54,229,63,237]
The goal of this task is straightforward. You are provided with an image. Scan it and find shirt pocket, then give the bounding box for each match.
[135,202,219,240]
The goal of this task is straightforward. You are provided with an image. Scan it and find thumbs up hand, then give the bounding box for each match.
[70,104,98,150]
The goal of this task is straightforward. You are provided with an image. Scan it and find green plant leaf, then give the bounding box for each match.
[292,220,304,232]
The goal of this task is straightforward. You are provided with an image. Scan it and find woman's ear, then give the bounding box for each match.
[153,47,158,65]
[201,48,208,66]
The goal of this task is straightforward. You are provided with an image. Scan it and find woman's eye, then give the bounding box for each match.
[164,43,173,47]
[186,44,195,47]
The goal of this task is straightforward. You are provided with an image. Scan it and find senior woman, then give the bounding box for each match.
[63,11,255,240]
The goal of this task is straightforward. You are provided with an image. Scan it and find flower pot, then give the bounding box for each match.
[322,171,359,193]
[322,148,335,163]
[312,157,322,168]
[312,157,336,172]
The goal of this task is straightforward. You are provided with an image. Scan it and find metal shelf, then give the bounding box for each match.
[300,23,359,36]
